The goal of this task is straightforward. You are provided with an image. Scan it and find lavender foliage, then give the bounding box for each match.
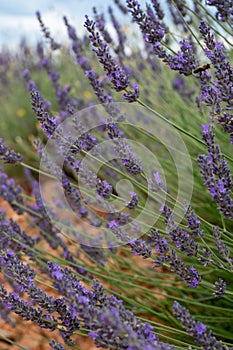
[0,1,233,349]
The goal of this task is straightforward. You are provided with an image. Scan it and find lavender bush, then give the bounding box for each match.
[0,0,233,349]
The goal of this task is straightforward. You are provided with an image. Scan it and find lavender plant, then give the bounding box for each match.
[0,1,233,349]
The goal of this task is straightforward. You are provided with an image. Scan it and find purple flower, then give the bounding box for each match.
[84,15,130,92]
[47,263,171,349]
[198,125,233,218]
[213,278,226,297]
[96,179,112,198]
[121,158,143,175]
[129,238,152,258]
[184,204,203,238]
[202,124,210,135]
[126,192,139,209]
[173,301,228,348]
[50,263,64,280]
[30,89,57,138]
[165,40,198,76]
[195,321,207,336]
[0,139,23,165]
[161,205,199,257]
[122,83,140,102]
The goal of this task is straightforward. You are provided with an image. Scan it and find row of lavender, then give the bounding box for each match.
[0,0,233,349]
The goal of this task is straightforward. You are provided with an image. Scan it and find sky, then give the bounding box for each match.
[0,0,121,48]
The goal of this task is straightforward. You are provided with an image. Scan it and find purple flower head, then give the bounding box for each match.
[96,179,112,198]
[195,321,207,336]
[122,83,140,102]
[202,124,210,136]
[213,278,226,297]
[121,158,143,175]
[189,266,201,288]
[84,15,130,92]
[48,263,64,280]
[129,238,152,259]
[0,139,23,165]
[173,301,227,348]
[126,192,139,209]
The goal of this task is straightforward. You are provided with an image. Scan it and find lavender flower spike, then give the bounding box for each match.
[173,301,232,349]
[198,124,233,218]
[84,15,131,92]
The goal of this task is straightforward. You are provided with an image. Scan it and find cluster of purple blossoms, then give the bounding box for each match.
[49,340,65,350]
[126,0,167,60]
[150,0,164,20]
[198,21,233,142]
[129,227,201,288]
[126,0,165,45]
[84,15,139,102]
[126,191,139,209]
[30,89,57,138]
[161,205,199,257]
[47,262,174,349]
[129,238,152,259]
[200,21,233,104]
[159,251,201,288]
[165,40,198,76]
[64,16,143,176]
[84,15,129,92]
[22,68,37,91]
[0,211,37,259]
[173,301,233,349]
[198,124,233,218]
[126,0,202,75]
[213,277,227,297]
[0,139,23,165]
[0,250,80,344]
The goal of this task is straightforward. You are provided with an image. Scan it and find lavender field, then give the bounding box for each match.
[0,0,233,349]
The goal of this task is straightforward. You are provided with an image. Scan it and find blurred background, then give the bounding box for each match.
[0,0,123,48]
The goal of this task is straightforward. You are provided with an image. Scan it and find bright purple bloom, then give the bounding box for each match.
[129,238,152,258]
[84,15,130,92]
